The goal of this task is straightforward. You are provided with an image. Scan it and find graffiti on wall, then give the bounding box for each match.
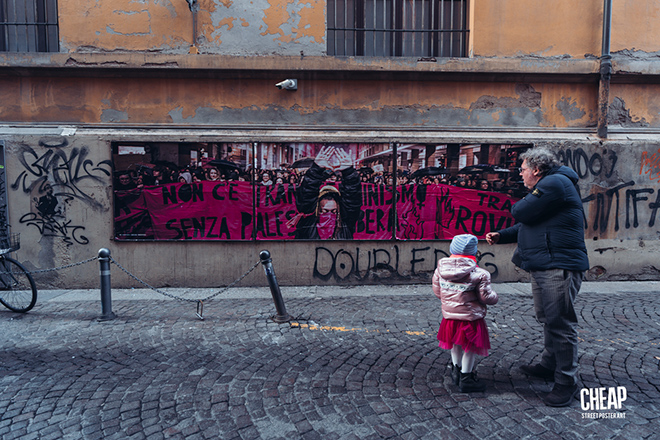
[11,138,112,246]
[312,245,500,281]
[640,147,660,181]
[558,147,660,236]
[19,200,90,247]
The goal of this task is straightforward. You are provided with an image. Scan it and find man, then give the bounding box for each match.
[486,146,589,407]
[294,146,361,239]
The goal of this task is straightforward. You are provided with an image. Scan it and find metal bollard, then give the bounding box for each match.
[259,250,290,323]
[97,248,116,321]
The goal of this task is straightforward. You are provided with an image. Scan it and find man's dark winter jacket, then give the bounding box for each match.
[497,166,589,272]
[294,163,361,239]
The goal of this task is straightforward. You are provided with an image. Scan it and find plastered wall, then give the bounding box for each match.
[7,75,660,129]
[609,84,660,128]
[3,135,659,289]
[57,0,660,59]
[0,76,601,129]
[59,0,327,55]
[473,0,603,58]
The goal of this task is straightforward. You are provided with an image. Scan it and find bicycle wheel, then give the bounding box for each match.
[0,256,37,313]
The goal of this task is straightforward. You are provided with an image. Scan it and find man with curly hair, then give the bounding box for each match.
[486,146,589,407]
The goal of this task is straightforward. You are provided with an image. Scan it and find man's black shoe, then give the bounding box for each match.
[544,383,578,407]
[519,363,555,380]
[459,372,486,393]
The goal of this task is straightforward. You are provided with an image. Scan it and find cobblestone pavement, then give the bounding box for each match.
[0,283,658,439]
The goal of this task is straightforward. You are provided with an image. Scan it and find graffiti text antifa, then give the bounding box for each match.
[559,147,660,233]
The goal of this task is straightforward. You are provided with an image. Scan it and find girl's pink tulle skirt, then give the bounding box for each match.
[437,318,491,356]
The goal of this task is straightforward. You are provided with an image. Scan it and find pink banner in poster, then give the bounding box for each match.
[396,184,518,240]
[115,181,253,241]
[114,182,518,241]
[253,182,395,240]
[253,183,299,239]
[354,183,395,240]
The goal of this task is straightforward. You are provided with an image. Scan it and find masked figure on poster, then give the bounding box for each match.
[294,146,361,239]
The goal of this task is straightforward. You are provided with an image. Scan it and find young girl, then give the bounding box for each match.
[432,234,498,393]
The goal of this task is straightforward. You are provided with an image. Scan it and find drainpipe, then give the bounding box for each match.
[597,0,613,138]
[187,0,199,54]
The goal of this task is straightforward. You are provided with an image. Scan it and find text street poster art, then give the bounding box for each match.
[112,141,525,241]
[113,181,517,241]
[115,182,253,240]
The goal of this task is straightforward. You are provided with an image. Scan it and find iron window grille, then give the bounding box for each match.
[1,0,58,52]
[328,0,468,58]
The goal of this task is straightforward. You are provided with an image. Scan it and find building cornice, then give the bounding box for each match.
[0,53,616,83]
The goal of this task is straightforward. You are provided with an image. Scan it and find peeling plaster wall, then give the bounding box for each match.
[4,0,660,287]
[200,0,326,55]
[57,0,660,59]
[0,77,598,129]
[59,0,326,55]
[58,1,191,53]
[608,84,660,128]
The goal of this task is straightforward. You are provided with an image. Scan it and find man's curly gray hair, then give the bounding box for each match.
[520,146,559,177]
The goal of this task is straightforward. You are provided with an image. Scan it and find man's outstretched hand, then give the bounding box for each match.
[485,232,500,245]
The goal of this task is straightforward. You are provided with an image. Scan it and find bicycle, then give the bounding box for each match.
[0,233,37,313]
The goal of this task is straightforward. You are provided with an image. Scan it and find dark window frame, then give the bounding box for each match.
[0,0,59,52]
[328,0,469,58]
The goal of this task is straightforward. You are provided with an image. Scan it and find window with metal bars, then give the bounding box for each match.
[328,0,468,58]
[1,0,58,52]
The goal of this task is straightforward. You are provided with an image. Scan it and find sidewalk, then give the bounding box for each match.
[1,282,658,439]
[35,280,660,300]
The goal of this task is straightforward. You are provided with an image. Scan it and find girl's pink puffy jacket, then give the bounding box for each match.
[432,256,499,321]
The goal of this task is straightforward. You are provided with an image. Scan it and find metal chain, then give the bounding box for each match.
[198,260,261,302]
[109,256,196,303]
[0,256,98,276]
[2,252,263,319]
[109,256,261,303]
[27,257,98,274]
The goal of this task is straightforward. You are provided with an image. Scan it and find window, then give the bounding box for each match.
[1,0,58,52]
[328,0,468,57]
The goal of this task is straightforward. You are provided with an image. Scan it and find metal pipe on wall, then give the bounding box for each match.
[597,0,613,138]
[187,0,199,54]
